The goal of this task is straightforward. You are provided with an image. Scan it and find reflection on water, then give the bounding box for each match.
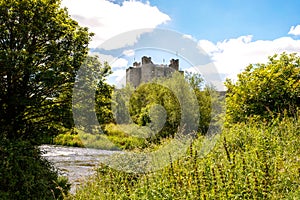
[40,145,117,193]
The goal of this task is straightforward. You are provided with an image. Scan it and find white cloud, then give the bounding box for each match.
[113,69,126,81]
[198,35,300,82]
[90,52,128,69]
[182,34,195,41]
[111,58,128,68]
[110,69,127,88]
[61,0,170,48]
[123,49,135,57]
[288,25,300,36]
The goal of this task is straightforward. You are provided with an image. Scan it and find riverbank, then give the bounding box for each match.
[67,117,300,199]
[52,124,152,150]
[40,145,118,193]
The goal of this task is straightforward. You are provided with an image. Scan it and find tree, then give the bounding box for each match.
[0,0,91,142]
[126,72,200,140]
[185,72,223,134]
[94,58,114,126]
[129,82,181,138]
[0,0,91,198]
[225,52,300,124]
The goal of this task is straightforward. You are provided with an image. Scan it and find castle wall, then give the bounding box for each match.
[126,57,182,87]
[155,67,166,78]
[141,64,155,84]
[126,67,141,88]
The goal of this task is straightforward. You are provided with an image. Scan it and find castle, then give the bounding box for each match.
[126,56,183,87]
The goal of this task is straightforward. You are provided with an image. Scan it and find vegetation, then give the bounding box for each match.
[0,139,71,199]
[54,127,121,150]
[0,0,298,198]
[225,53,300,124]
[0,0,91,198]
[104,123,148,150]
[57,71,220,150]
[67,52,300,199]
[69,116,300,199]
[114,72,221,141]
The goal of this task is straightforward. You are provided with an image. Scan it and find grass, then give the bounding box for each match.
[53,128,119,150]
[53,124,151,150]
[67,117,300,199]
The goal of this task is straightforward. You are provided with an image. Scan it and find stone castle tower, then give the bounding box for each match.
[126,56,183,87]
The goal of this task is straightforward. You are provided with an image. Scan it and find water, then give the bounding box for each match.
[40,145,117,193]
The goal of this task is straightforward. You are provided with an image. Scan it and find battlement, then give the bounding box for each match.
[126,56,183,87]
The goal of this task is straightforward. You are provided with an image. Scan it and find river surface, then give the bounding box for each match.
[40,145,118,193]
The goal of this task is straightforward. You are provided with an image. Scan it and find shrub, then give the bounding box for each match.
[53,131,84,147]
[225,53,300,124]
[0,139,70,199]
[105,124,148,150]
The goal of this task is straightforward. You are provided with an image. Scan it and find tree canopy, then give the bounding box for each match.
[0,0,92,198]
[225,52,300,124]
[115,72,222,140]
[0,0,92,142]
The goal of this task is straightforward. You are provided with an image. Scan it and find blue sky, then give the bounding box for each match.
[62,0,300,89]
[151,0,300,42]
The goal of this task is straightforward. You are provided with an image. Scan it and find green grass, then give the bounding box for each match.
[53,124,149,150]
[68,117,300,199]
[53,128,119,150]
[53,131,84,147]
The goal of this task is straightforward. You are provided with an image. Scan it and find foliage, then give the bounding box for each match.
[186,72,225,134]
[225,52,300,124]
[127,72,223,138]
[0,0,91,142]
[129,80,182,138]
[0,140,70,199]
[104,123,149,150]
[71,55,114,138]
[69,116,300,199]
[0,0,91,198]
[95,63,114,126]
[53,129,84,147]
[53,128,120,150]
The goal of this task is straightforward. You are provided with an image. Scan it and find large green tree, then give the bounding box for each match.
[127,72,217,139]
[0,0,91,198]
[225,53,300,124]
[0,0,91,142]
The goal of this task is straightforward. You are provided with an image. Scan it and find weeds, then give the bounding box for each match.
[68,117,300,199]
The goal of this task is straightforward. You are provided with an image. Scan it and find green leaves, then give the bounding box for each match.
[0,0,91,140]
[0,0,92,198]
[225,52,300,124]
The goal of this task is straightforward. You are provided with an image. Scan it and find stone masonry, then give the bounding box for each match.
[126,56,183,87]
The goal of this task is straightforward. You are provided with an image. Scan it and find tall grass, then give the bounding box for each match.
[69,117,300,199]
[53,124,148,150]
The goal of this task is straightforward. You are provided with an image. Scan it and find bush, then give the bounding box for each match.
[225,52,300,124]
[104,124,148,150]
[53,128,120,150]
[0,139,70,199]
[53,131,84,147]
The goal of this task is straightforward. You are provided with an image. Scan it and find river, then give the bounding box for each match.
[40,145,118,193]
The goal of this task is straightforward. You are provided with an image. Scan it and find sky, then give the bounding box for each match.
[61,0,300,90]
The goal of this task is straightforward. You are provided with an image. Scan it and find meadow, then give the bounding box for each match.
[67,116,300,199]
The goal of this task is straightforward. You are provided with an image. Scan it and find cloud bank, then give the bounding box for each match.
[61,0,170,48]
[198,29,300,81]
[61,0,300,89]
